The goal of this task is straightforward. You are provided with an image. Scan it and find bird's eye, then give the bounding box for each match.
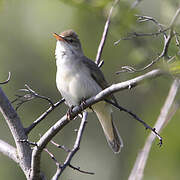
[68,39,74,43]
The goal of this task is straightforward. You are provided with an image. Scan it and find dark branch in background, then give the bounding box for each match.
[95,0,119,65]
[69,164,94,175]
[0,72,11,85]
[25,98,65,135]
[12,84,54,110]
[105,100,162,145]
[115,7,180,73]
[51,112,94,180]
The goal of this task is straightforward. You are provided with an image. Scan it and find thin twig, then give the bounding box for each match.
[0,72,11,85]
[95,0,119,65]
[116,7,180,73]
[25,98,65,135]
[30,69,164,180]
[69,164,94,175]
[114,15,168,45]
[114,28,169,44]
[44,148,60,166]
[12,84,55,110]
[51,112,88,180]
[105,100,162,146]
[128,79,180,180]
[51,140,71,153]
[44,146,94,176]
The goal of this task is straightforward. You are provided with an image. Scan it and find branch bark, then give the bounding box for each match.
[95,0,119,65]
[30,68,164,179]
[51,112,88,180]
[0,87,32,178]
[0,139,18,163]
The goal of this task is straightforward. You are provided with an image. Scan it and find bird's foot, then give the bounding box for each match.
[80,98,87,110]
[80,98,94,113]
[67,105,75,120]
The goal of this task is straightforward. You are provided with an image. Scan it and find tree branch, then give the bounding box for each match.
[0,139,18,163]
[30,68,164,179]
[51,112,88,180]
[0,87,32,178]
[128,78,180,180]
[25,98,65,135]
[116,7,180,73]
[95,0,119,65]
[0,72,11,85]
[105,100,162,145]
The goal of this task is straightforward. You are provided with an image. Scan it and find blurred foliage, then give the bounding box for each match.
[0,0,180,180]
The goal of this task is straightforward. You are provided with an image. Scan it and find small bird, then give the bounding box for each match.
[53,30,123,153]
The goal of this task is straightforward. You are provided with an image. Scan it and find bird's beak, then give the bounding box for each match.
[53,33,65,42]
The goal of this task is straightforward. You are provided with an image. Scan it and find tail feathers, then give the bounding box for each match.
[108,119,123,153]
[93,102,123,153]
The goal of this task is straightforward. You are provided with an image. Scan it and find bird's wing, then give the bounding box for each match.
[81,56,118,105]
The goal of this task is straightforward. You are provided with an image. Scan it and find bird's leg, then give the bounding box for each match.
[80,98,87,109]
[67,105,75,120]
[80,98,94,112]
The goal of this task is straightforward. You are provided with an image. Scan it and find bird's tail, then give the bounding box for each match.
[93,102,123,153]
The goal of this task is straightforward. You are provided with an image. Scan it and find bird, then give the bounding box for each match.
[53,29,123,153]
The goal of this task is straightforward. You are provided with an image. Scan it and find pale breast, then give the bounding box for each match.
[56,64,102,106]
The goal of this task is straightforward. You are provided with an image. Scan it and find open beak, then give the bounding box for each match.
[53,33,65,42]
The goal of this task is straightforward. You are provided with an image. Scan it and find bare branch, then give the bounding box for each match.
[30,68,164,179]
[69,164,94,175]
[0,139,18,163]
[169,7,180,28]
[0,72,11,85]
[95,0,119,65]
[44,148,60,166]
[25,98,65,135]
[128,79,180,180]
[51,112,88,179]
[12,84,55,110]
[50,140,71,153]
[116,7,180,73]
[0,87,32,178]
[105,100,162,145]
[114,15,168,45]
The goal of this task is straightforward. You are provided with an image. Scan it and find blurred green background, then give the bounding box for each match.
[0,0,180,179]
